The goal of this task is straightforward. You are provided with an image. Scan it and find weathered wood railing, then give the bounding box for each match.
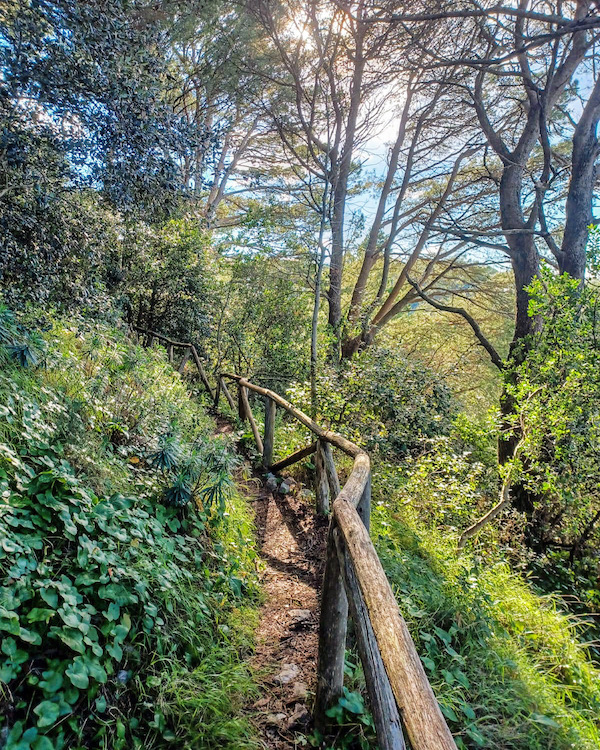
[132,326,215,400]
[219,373,458,750]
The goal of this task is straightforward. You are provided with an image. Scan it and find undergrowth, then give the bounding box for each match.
[371,428,600,750]
[0,309,260,750]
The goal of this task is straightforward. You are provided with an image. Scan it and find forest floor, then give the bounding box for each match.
[214,416,329,749]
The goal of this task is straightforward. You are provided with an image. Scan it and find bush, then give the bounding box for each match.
[507,268,600,559]
[290,347,455,458]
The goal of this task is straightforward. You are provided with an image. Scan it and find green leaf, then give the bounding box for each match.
[420,655,436,672]
[85,656,107,684]
[530,713,560,729]
[441,704,458,723]
[65,659,89,689]
[39,670,64,694]
[454,670,470,689]
[33,737,55,750]
[466,726,487,746]
[18,626,42,645]
[106,602,120,621]
[34,699,60,728]
[338,688,365,714]
[55,627,85,654]
[460,703,476,721]
[26,608,56,623]
[40,588,58,608]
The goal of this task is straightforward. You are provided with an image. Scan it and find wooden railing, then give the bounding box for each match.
[132,328,457,749]
[219,374,458,750]
[132,326,215,401]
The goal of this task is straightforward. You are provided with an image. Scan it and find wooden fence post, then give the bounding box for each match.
[220,377,236,412]
[263,397,276,468]
[240,385,264,455]
[190,346,215,400]
[178,346,191,374]
[238,384,248,421]
[167,344,174,363]
[357,470,371,533]
[315,439,330,515]
[322,441,341,499]
[314,523,348,733]
[214,377,221,408]
[334,529,406,750]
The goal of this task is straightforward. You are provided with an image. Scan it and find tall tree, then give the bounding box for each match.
[0,0,203,302]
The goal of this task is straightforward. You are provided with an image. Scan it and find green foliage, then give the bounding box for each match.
[290,347,455,458]
[213,254,312,392]
[506,268,600,557]
[371,484,600,750]
[117,220,216,345]
[0,312,260,749]
[152,429,238,513]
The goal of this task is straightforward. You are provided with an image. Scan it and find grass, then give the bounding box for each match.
[371,452,600,750]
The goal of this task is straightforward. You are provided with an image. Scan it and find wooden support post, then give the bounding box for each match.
[238,384,248,421]
[167,344,174,363]
[190,346,215,399]
[214,377,221,408]
[314,523,348,733]
[334,529,406,750]
[322,441,341,499]
[315,439,330,515]
[178,346,191,374]
[263,397,276,468]
[220,377,236,412]
[241,386,264,455]
[357,470,371,533]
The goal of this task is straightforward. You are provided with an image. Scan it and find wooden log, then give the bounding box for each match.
[269,441,317,474]
[322,441,341,498]
[220,377,236,412]
[263,397,276,468]
[333,528,406,750]
[315,439,330,515]
[238,384,248,421]
[178,346,191,374]
[357,471,371,533]
[333,497,458,750]
[133,326,189,349]
[190,345,215,399]
[241,386,264,455]
[222,374,363,458]
[167,344,174,363]
[314,522,348,733]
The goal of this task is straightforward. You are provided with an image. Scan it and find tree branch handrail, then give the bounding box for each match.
[132,325,191,349]
[133,326,214,399]
[219,372,457,750]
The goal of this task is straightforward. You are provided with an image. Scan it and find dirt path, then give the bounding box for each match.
[247,475,328,749]
[213,415,328,747]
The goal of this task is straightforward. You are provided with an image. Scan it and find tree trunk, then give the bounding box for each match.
[560,75,600,280]
[327,19,366,362]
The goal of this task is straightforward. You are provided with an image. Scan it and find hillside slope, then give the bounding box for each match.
[0,310,260,750]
